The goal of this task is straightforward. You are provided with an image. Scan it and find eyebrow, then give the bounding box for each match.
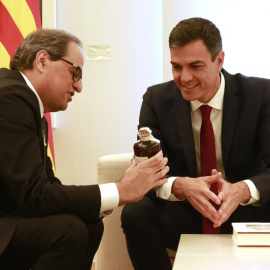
[170,60,205,65]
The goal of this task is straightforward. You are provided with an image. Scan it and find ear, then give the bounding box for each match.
[216,51,225,71]
[35,50,50,72]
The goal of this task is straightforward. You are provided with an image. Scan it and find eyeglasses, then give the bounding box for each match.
[60,57,82,82]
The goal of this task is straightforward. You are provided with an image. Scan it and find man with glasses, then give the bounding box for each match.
[0,29,169,270]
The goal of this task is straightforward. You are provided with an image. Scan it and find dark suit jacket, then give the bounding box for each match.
[139,69,270,206]
[0,68,101,254]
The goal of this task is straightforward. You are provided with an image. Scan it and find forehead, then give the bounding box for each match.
[65,41,84,68]
[170,39,212,64]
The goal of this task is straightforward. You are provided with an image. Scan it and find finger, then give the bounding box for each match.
[155,177,168,186]
[215,213,227,227]
[209,192,221,205]
[218,192,223,201]
[126,159,137,172]
[202,206,220,224]
[149,157,168,173]
[156,165,170,179]
[148,150,163,163]
[139,151,164,167]
[217,180,223,191]
[209,208,221,224]
[217,203,232,226]
[207,172,222,184]
[213,221,221,228]
[131,158,136,165]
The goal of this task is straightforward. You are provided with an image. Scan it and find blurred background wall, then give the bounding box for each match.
[43,0,270,185]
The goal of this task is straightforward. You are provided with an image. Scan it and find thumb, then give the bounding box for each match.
[125,158,137,172]
[131,158,136,165]
[208,172,222,184]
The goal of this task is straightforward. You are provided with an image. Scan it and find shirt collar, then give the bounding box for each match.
[20,71,44,118]
[190,72,225,112]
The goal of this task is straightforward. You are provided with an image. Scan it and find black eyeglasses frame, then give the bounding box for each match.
[59,57,82,82]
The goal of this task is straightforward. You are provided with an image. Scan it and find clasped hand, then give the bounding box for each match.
[172,169,251,228]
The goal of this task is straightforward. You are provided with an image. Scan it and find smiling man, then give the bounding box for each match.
[121,17,270,270]
[170,38,224,103]
[0,29,169,270]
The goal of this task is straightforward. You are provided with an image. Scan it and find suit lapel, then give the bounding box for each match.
[172,90,197,177]
[221,70,240,170]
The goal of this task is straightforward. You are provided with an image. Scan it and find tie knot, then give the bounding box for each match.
[200,105,212,121]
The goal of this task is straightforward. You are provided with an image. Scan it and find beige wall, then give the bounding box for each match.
[47,0,163,185]
[44,0,270,186]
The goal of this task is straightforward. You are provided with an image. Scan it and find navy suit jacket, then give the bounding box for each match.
[0,68,101,254]
[139,69,270,206]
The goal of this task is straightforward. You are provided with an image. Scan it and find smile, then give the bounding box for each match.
[182,84,197,89]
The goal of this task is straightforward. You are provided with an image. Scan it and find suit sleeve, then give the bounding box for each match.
[0,83,101,222]
[249,79,270,206]
[224,75,270,207]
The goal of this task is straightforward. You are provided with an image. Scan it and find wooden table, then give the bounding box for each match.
[173,234,270,270]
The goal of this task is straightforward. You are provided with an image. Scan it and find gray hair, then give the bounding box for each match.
[10,29,82,70]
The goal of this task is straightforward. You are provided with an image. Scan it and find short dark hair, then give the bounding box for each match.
[10,29,82,71]
[169,17,222,61]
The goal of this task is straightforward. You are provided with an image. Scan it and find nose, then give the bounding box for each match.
[73,79,83,93]
[180,68,193,83]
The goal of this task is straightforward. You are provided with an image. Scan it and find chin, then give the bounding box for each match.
[181,93,198,102]
[61,105,68,111]
[56,104,68,112]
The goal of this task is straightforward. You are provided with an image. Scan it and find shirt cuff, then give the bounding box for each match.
[240,179,260,206]
[155,177,180,201]
[99,183,119,213]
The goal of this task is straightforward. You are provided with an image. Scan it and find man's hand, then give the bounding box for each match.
[212,170,251,228]
[116,151,169,206]
[171,172,222,224]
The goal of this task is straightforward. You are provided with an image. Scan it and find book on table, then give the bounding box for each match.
[232,222,270,247]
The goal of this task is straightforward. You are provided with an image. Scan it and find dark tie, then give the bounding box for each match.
[41,117,48,171]
[41,117,47,147]
[200,105,220,234]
